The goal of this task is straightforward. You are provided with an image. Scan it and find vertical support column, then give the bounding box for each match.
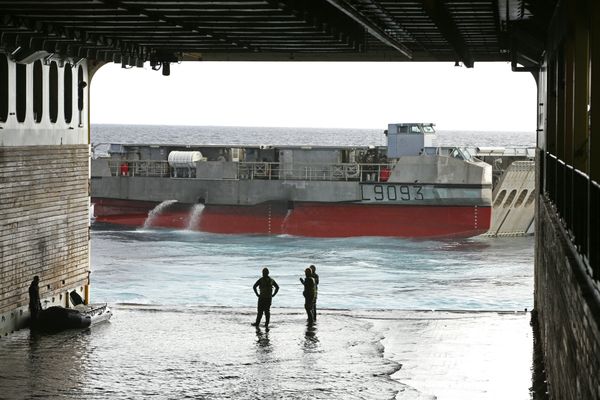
[564,35,575,226]
[84,284,90,305]
[592,0,600,183]
[571,1,591,258]
[546,58,557,196]
[556,48,566,214]
[564,40,574,167]
[537,63,547,196]
[546,64,555,155]
[86,64,95,306]
[590,0,600,275]
[572,4,590,173]
[557,50,566,161]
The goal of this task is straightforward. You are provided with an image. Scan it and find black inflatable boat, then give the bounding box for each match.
[31,291,112,332]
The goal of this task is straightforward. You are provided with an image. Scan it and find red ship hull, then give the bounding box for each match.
[93,198,491,238]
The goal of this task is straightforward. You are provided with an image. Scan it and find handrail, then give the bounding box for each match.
[107,160,170,177]
[237,161,392,182]
[105,159,394,183]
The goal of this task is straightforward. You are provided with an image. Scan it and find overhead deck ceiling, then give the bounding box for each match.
[0,0,554,69]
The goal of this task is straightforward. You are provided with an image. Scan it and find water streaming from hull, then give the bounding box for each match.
[142,200,178,229]
[281,208,293,232]
[89,203,95,224]
[186,204,205,231]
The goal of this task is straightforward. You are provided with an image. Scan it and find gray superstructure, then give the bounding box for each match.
[92,123,493,208]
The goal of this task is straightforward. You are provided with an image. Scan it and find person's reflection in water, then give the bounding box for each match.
[303,324,319,352]
[255,327,271,353]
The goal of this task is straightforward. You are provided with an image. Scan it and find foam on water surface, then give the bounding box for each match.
[91,226,534,311]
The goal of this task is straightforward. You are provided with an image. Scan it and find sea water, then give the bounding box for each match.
[0,125,537,400]
[91,227,533,311]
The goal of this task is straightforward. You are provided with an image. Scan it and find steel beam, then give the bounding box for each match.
[320,0,413,59]
[421,0,474,67]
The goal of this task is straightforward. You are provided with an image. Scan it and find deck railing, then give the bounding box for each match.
[545,152,599,280]
[237,162,392,182]
[107,160,393,183]
[108,160,170,177]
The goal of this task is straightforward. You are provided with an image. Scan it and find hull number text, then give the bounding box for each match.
[361,184,425,202]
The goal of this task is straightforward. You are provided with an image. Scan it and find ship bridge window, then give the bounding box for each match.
[422,125,435,133]
[449,148,473,161]
[461,148,474,160]
[33,60,43,123]
[410,125,421,134]
[0,54,7,122]
[450,147,473,161]
[49,61,58,123]
[16,63,27,122]
[64,63,73,123]
[450,148,464,160]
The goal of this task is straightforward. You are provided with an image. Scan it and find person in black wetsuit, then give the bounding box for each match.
[252,268,279,328]
[309,265,319,321]
[300,268,316,324]
[28,276,42,321]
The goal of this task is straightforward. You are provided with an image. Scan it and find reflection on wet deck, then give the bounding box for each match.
[0,306,532,400]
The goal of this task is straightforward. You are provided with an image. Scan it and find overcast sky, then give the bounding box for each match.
[90,61,537,131]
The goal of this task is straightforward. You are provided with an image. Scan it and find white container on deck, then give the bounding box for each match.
[168,151,203,168]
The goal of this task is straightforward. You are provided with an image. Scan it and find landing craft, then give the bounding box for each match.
[91,123,493,238]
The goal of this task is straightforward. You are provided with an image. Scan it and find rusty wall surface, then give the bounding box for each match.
[0,145,90,336]
[535,197,600,400]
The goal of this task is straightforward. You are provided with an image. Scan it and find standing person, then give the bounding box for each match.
[28,276,42,321]
[300,268,316,324]
[309,265,319,321]
[252,268,279,328]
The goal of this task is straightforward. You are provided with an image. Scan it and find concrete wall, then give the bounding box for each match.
[535,198,600,400]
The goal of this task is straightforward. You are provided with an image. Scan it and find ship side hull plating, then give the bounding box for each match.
[91,148,493,238]
[93,198,491,238]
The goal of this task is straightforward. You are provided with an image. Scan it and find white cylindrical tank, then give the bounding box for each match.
[168,151,203,168]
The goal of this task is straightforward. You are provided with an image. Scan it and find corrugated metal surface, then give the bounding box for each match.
[0,145,90,334]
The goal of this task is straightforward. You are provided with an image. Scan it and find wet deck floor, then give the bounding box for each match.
[0,306,533,400]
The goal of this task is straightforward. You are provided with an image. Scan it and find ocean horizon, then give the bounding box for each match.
[91,123,536,148]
